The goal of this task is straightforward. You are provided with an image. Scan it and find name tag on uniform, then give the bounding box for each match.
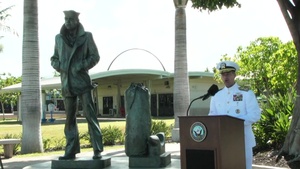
[233,93,243,101]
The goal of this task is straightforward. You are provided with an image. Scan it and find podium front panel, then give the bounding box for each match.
[179,115,246,169]
[186,149,216,169]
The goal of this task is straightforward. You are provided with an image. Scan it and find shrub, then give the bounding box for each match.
[102,125,123,145]
[43,137,66,151]
[79,131,92,148]
[254,92,294,151]
[151,120,171,138]
[78,126,124,146]
[43,138,51,151]
[52,137,66,151]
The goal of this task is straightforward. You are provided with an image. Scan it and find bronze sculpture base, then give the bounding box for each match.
[129,152,171,168]
[51,156,111,169]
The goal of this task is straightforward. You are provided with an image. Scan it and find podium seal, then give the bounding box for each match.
[190,122,207,142]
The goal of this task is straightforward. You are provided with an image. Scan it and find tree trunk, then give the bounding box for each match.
[172,0,190,142]
[276,0,300,168]
[21,0,43,154]
[1,102,4,120]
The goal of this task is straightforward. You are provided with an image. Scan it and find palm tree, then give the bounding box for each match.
[0,4,18,53]
[172,0,190,142]
[21,0,43,153]
[0,4,18,37]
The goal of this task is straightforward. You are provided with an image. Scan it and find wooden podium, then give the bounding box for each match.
[179,115,246,169]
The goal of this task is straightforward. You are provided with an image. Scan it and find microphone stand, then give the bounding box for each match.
[186,95,206,116]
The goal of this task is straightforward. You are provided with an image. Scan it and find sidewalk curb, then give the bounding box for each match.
[252,164,288,169]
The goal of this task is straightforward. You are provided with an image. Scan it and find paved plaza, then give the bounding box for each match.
[0,143,288,169]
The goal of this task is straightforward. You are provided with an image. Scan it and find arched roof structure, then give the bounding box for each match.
[107,48,166,71]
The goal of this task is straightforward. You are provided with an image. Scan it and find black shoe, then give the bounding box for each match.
[93,151,102,159]
[59,154,76,160]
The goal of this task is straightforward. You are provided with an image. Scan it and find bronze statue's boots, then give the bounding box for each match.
[93,150,102,159]
[59,154,76,160]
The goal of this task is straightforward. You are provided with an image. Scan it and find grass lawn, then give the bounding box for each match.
[0,114,175,157]
[0,116,174,139]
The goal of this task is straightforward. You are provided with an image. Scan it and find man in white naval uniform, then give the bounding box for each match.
[209,61,261,169]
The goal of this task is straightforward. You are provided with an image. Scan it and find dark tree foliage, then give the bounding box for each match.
[190,0,240,12]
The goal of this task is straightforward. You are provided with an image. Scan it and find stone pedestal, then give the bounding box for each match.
[0,139,21,158]
[51,156,111,169]
[3,144,14,158]
[171,128,180,142]
[129,152,171,168]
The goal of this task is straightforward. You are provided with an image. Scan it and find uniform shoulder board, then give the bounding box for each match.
[239,86,250,91]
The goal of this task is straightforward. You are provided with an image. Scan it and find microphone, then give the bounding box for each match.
[201,84,219,101]
[186,84,219,116]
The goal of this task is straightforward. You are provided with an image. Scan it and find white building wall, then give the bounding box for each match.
[95,77,221,117]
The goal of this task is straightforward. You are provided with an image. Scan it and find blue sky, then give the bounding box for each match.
[0,0,292,78]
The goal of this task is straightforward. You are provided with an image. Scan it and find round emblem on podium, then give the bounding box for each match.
[190,122,207,142]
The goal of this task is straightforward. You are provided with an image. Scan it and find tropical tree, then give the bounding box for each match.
[0,4,18,36]
[0,4,18,52]
[172,0,190,142]
[190,0,240,11]
[214,37,297,95]
[0,3,20,120]
[274,1,300,167]
[234,37,297,96]
[0,75,21,120]
[21,0,43,154]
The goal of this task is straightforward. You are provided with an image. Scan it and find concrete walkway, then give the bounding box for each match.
[1,143,288,169]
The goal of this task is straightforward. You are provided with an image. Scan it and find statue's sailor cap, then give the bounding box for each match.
[217,61,239,73]
[63,10,80,18]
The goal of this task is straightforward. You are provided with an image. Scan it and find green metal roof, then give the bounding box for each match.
[0,69,214,93]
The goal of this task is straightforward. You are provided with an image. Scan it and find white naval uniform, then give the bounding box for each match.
[209,83,261,169]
